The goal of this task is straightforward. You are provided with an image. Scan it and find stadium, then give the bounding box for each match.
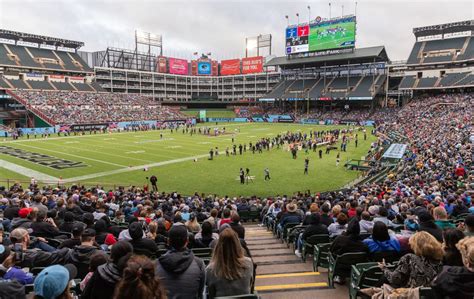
[0,1,473,299]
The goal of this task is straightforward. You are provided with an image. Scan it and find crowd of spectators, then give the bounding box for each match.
[0,92,472,298]
[14,90,186,125]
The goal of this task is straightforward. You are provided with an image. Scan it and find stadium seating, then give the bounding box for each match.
[282,79,318,98]
[50,81,75,91]
[438,72,470,87]
[264,80,293,98]
[416,77,438,88]
[11,90,186,125]
[0,44,92,73]
[398,76,416,89]
[27,80,55,90]
[406,36,472,65]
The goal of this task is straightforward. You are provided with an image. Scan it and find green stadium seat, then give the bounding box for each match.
[328,252,370,288]
[301,234,330,262]
[313,242,331,271]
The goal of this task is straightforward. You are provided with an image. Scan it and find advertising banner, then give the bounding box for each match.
[220,59,241,75]
[49,74,65,80]
[156,57,168,73]
[242,56,263,74]
[198,61,212,75]
[168,58,189,75]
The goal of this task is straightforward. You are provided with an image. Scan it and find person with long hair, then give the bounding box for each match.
[380,231,443,288]
[363,222,401,253]
[82,241,133,299]
[113,255,166,299]
[206,228,253,298]
[442,228,465,266]
[432,237,474,299]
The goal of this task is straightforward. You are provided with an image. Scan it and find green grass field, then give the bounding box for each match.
[309,21,355,52]
[0,123,375,196]
[181,109,237,118]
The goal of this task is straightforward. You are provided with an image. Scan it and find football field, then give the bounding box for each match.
[0,123,375,196]
[309,21,355,52]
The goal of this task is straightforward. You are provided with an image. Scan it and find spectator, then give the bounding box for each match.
[328,213,348,238]
[277,203,302,235]
[295,213,328,257]
[319,204,334,227]
[58,212,75,233]
[363,222,401,253]
[33,264,77,299]
[9,228,71,268]
[156,224,205,299]
[463,214,474,237]
[68,229,105,279]
[206,228,254,298]
[0,244,34,284]
[82,240,133,299]
[30,210,61,238]
[418,211,444,242]
[330,218,369,284]
[218,209,232,228]
[0,279,26,299]
[113,255,166,299]
[229,212,245,239]
[359,211,374,233]
[194,221,218,248]
[442,228,465,267]
[128,222,158,258]
[433,207,456,230]
[432,236,474,299]
[185,213,201,234]
[373,207,394,227]
[58,223,84,249]
[80,252,108,292]
[380,231,443,288]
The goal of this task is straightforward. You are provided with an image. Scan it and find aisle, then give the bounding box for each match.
[245,224,348,299]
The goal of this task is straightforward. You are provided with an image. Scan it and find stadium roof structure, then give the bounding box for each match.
[265,46,389,69]
[0,29,84,49]
[413,20,474,39]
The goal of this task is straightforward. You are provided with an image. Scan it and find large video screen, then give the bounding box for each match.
[286,16,356,54]
[198,61,211,75]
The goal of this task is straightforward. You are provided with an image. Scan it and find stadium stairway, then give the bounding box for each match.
[245,224,348,299]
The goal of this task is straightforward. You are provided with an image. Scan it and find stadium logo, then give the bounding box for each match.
[315,16,322,23]
[0,146,87,170]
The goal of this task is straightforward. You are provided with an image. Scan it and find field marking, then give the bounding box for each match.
[166,146,182,149]
[62,154,209,183]
[13,143,127,168]
[0,159,59,181]
[126,150,145,154]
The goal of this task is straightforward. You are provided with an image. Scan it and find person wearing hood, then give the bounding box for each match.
[363,222,401,253]
[82,240,133,299]
[330,218,369,284]
[127,222,157,258]
[11,207,36,231]
[418,211,443,242]
[432,236,474,299]
[68,229,105,279]
[156,224,206,299]
[94,219,116,246]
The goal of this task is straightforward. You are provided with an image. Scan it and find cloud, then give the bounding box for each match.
[0,0,472,61]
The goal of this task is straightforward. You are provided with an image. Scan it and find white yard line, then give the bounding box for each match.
[0,159,59,181]
[14,143,127,168]
[63,154,209,183]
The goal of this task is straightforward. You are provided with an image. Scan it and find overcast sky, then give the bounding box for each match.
[0,0,472,61]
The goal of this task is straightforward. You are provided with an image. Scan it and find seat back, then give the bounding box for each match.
[313,242,331,271]
[192,247,213,258]
[282,222,300,239]
[371,251,401,264]
[305,234,330,245]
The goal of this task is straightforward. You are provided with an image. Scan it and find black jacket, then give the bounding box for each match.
[320,214,334,227]
[156,249,205,299]
[68,245,104,279]
[82,263,122,299]
[0,279,26,299]
[3,206,20,220]
[229,222,245,239]
[302,224,329,240]
[10,218,32,230]
[419,222,443,243]
[432,266,474,299]
[18,247,71,269]
[330,235,369,256]
[128,238,158,258]
[30,221,60,238]
[58,237,81,249]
